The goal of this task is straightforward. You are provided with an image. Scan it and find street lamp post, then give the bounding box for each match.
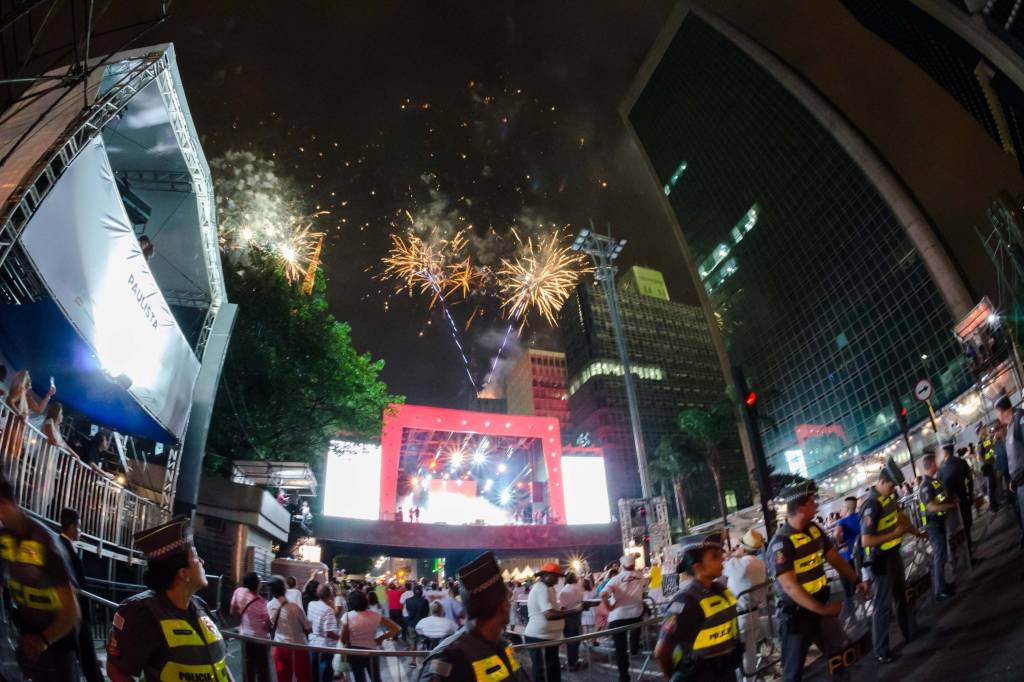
[572,225,651,499]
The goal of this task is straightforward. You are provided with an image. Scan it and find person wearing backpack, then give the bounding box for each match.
[268,576,312,682]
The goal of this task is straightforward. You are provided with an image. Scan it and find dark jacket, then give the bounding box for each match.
[1007,408,1024,485]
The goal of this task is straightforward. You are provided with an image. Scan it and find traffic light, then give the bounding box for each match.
[745,391,757,408]
[893,396,909,433]
[732,366,776,540]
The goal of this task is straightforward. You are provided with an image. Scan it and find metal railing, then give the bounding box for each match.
[0,399,166,558]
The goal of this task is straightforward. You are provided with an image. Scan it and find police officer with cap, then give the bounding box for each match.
[417,551,528,682]
[654,532,741,681]
[918,451,956,600]
[859,457,916,664]
[106,516,232,682]
[768,480,864,681]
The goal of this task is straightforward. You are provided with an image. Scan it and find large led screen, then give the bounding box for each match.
[323,440,382,520]
[561,455,611,524]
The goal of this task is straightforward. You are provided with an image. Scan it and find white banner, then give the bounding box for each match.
[20,136,199,439]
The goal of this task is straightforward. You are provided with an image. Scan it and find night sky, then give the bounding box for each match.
[134,0,689,408]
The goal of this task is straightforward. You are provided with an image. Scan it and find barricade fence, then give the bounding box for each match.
[0,398,166,556]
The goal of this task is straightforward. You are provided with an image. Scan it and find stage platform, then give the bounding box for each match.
[314,516,621,559]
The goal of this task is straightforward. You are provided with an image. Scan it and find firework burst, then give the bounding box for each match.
[497,231,592,327]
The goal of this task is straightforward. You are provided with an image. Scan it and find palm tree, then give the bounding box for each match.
[650,436,703,532]
[678,400,736,529]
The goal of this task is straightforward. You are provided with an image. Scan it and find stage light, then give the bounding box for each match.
[484,479,494,491]
[499,490,511,505]
[516,481,524,489]
[497,463,507,473]
[472,451,486,465]
[570,559,582,572]
[409,476,419,487]
[449,449,464,467]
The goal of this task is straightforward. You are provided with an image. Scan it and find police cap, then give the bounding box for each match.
[457,551,506,602]
[133,515,194,562]
[778,480,817,508]
[879,457,905,486]
[676,531,724,574]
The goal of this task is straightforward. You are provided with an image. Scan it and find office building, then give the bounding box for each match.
[559,266,750,512]
[622,6,978,480]
[504,349,570,427]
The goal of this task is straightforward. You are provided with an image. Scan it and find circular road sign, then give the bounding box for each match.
[914,379,933,402]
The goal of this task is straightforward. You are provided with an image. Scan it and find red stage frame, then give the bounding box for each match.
[380,403,566,524]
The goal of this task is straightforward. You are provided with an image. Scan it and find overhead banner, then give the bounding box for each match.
[19,136,199,440]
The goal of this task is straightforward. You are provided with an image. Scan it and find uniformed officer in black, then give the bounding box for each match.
[769,480,864,682]
[654,532,741,682]
[418,551,528,682]
[918,452,956,600]
[0,474,81,681]
[106,516,233,682]
[860,457,916,664]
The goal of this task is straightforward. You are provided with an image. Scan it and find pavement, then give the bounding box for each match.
[808,503,1024,681]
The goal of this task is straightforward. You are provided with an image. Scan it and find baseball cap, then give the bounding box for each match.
[538,561,564,576]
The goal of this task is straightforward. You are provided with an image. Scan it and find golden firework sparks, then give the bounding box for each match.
[497,231,592,327]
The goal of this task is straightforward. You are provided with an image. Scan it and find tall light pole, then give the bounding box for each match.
[572,225,651,499]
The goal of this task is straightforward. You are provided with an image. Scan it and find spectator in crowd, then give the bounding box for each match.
[526,562,580,682]
[285,575,304,606]
[81,428,114,479]
[57,507,101,682]
[940,441,976,562]
[41,402,66,449]
[440,584,465,625]
[268,576,312,682]
[3,369,54,457]
[834,496,863,605]
[341,588,401,682]
[367,589,384,616]
[386,581,408,642]
[558,571,585,671]
[722,530,768,682]
[601,555,648,682]
[404,586,431,650]
[581,577,596,634]
[0,474,79,681]
[303,569,325,611]
[230,571,272,682]
[307,583,339,682]
[415,600,458,649]
[373,581,388,612]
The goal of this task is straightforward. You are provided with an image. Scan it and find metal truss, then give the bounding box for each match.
[160,444,181,513]
[116,169,193,193]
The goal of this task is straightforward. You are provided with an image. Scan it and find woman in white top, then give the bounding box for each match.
[3,369,53,458]
[307,583,339,682]
[580,577,596,633]
[268,577,313,682]
[340,589,400,682]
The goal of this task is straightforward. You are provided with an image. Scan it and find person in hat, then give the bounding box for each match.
[655,532,741,681]
[859,459,917,664]
[524,561,584,681]
[938,439,976,562]
[768,480,864,681]
[417,551,529,682]
[600,553,648,682]
[722,529,767,681]
[106,516,232,682]
[0,474,81,681]
[918,453,957,601]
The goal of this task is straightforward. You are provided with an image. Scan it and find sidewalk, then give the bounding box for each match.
[808,504,1024,680]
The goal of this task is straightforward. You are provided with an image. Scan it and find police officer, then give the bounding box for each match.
[977,426,1000,512]
[860,458,916,664]
[418,551,529,682]
[106,516,232,682]
[0,474,81,681]
[654,532,742,682]
[769,480,864,682]
[918,452,956,600]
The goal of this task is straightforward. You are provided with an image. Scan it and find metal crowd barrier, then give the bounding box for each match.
[0,399,166,557]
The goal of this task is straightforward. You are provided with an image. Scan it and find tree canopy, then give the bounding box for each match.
[206,250,401,474]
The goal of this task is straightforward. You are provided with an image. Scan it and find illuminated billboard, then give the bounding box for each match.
[323,440,382,520]
[561,455,611,524]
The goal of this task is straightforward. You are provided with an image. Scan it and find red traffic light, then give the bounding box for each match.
[745,391,757,407]
[899,406,908,419]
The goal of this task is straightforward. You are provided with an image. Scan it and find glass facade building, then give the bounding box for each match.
[625,12,974,479]
[559,267,751,515]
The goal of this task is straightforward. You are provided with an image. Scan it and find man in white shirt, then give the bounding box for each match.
[721,529,768,682]
[284,575,304,607]
[414,601,458,647]
[525,562,582,682]
[558,573,585,670]
[601,554,648,682]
